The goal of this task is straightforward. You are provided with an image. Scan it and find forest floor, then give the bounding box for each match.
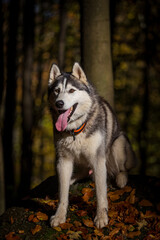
[0,175,160,240]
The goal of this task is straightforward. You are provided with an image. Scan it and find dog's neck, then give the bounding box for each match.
[68,122,87,141]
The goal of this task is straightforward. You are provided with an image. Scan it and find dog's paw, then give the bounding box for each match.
[94,209,108,229]
[50,214,66,227]
[116,172,128,188]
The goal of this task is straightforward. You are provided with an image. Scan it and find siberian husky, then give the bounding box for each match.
[48,62,136,229]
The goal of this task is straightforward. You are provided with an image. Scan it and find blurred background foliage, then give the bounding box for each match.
[0,0,160,210]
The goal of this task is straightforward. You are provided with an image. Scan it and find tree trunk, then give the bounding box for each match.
[19,0,34,197]
[2,0,19,207]
[58,0,69,70]
[0,0,4,105]
[81,0,114,107]
[0,1,5,214]
[139,0,150,176]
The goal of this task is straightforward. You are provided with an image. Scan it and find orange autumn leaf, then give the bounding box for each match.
[5,232,20,240]
[83,219,94,228]
[36,211,48,221]
[140,210,157,218]
[89,182,95,188]
[126,230,141,238]
[108,193,120,201]
[74,220,82,227]
[31,225,42,235]
[32,217,39,223]
[18,230,24,234]
[109,228,120,237]
[123,186,132,192]
[53,227,61,232]
[76,210,88,217]
[126,189,136,204]
[59,222,73,229]
[28,214,34,222]
[82,188,93,203]
[94,229,104,237]
[124,216,136,224]
[139,199,153,207]
[10,217,14,224]
[108,210,118,218]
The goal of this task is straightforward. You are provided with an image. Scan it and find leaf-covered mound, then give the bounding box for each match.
[0,175,160,240]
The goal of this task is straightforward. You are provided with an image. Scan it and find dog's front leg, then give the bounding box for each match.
[94,157,108,229]
[50,159,73,227]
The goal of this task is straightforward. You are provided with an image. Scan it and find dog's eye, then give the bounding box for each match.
[54,88,60,95]
[69,88,75,93]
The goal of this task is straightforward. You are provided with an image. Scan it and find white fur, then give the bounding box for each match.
[51,130,109,229]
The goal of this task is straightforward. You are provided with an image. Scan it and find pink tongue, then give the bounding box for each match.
[55,108,71,131]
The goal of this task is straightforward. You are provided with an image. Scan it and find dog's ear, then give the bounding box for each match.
[72,63,88,85]
[49,64,61,85]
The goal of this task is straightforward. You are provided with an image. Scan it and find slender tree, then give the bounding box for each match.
[0,0,5,214]
[58,0,69,70]
[139,0,150,175]
[19,0,35,196]
[81,0,114,107]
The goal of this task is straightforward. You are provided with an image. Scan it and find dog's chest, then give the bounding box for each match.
[57,131,103,161]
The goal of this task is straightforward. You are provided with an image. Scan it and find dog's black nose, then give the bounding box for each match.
[56,100,64,109]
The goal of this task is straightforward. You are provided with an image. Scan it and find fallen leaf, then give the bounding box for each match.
[126,230,141,238]
[28,214,34,222]
[18,230,24,234]
[85,234,92,240]
[90,182,95,188]
[36,211,48,221]
[67,230,82,239]
[126,189,136,204]
[77,210,88,217]
[10,217,14,224]
[82,188,93,203]
[139,199,153,207]
[59,222,73,229]
[109,228,120,237]
[5,232,20,240]
[74,220,82,227]
[83,219,94,228]
[53,227,62,232]
[140,210,157,218]
[123,186,132,192]
[70,205,78,212]
[32,217,39,223]
[137,219,148,230]
[31,225,42,235]
[124,216,136,224]
[108,210,118,218]
[94,229,104,237]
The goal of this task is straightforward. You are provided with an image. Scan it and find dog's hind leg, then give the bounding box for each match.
[112,133,135,188]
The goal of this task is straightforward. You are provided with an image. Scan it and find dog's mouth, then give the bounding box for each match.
[55,103,78,132]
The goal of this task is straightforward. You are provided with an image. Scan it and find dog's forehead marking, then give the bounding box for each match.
[63,77,67,90]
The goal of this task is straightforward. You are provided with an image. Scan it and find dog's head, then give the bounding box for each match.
[48,63,92,132]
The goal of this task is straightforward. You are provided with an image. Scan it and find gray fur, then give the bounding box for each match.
[48,62,136,229]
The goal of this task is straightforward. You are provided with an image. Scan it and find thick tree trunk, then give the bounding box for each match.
[2,0,19,207]
[81,0,114,107]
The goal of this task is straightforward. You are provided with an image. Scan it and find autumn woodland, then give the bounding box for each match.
[0,0,160,239]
